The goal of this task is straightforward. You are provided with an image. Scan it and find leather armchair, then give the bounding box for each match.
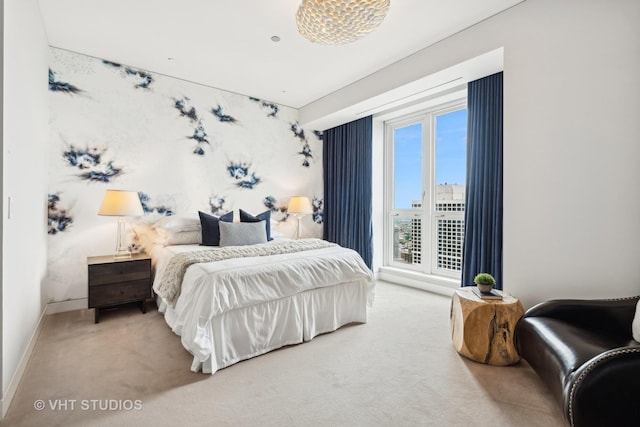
[515,296,640,427]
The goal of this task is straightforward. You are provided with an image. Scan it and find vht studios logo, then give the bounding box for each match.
[34,399,143,411]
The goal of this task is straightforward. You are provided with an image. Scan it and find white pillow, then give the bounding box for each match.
[156,229,202,246]
[154,215,201,232]
[219,221,267,247]
[633,299,640,342]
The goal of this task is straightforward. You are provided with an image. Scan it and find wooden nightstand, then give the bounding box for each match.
[87,253,152,323]
[450,287,524,366]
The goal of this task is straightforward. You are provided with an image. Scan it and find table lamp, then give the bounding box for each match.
[98,190,144,259]
[287,196,313,239]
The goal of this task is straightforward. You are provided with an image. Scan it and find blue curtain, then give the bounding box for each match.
[462,72,504,289]
[323,116,373,269]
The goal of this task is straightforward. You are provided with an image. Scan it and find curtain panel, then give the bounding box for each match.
[462,72,504,289]
[323,116,373,269]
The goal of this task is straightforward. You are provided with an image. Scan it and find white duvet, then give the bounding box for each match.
[151,239,375,372]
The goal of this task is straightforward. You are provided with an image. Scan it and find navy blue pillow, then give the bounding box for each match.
[198,211,233,246]
[239,209,272,241]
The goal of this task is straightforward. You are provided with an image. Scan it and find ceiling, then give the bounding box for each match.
[38,0,523,109]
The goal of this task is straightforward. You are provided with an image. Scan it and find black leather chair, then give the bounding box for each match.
[515,296,640,427]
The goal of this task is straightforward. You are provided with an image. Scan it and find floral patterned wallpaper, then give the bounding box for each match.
[46,47,324,303]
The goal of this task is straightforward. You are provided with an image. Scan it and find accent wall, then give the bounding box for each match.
[46,47,324,304]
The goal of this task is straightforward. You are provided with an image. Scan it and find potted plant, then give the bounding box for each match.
[474,273,496,293]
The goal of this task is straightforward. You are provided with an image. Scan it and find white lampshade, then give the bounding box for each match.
[288,196,313,215]
[98,190,144,217]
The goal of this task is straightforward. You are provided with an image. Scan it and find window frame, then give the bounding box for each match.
[383,99,467,279]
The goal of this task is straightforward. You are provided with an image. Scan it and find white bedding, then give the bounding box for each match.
[151,239,375,374]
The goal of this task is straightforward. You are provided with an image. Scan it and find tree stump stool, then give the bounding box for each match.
[450,287,524,366]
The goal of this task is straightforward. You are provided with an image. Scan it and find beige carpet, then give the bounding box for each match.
[1,282,564,427]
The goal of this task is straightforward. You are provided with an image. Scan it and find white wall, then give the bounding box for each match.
[501,0,640,308]
[2,0,49,416]
[301,0,640,308]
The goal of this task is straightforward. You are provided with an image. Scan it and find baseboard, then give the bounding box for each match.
[45,297,87,314]
[1,304,48,420]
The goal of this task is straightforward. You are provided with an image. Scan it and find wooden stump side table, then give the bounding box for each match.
[450,287,525,366]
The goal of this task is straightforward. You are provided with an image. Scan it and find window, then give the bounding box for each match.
[384,102,467,279]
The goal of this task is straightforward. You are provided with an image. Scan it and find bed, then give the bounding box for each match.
[150,238,375,374]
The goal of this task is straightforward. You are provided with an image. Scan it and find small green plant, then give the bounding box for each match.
[474,273,496,287]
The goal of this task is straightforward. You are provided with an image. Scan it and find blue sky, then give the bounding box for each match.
[394,109,467,209]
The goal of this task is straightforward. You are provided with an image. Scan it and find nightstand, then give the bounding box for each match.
[450,287,524,366]
[87,253,152,323]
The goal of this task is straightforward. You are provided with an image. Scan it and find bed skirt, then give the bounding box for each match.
[157,279,369,374]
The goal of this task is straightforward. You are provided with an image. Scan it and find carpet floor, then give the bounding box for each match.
[1,282,565,427]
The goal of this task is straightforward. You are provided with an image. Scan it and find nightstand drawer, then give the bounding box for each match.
[88,279,151,308]
[88,260,150,286]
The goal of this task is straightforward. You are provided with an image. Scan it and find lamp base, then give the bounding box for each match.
[114,250,132,260]
[114,217,131,259]
[294,215,303,239]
